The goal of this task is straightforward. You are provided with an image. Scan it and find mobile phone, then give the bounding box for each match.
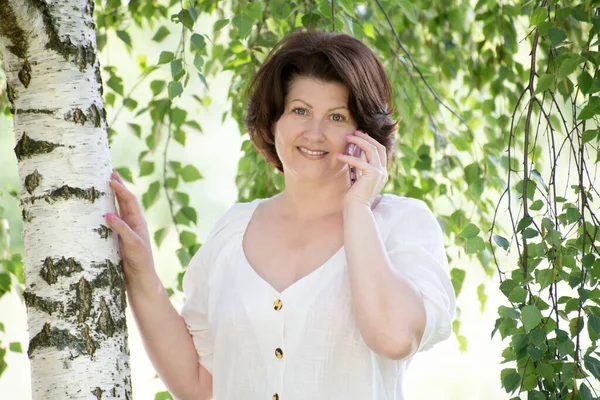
[345,142,363,186]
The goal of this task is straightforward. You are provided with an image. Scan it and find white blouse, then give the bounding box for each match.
[181,193,456,400]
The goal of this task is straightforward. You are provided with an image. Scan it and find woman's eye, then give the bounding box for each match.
[292,108,307,116]
[331,114,346,122]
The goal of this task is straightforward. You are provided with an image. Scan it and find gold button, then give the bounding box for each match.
[273,299,283,311]
[272,394,279,400]
[275,348,283,359]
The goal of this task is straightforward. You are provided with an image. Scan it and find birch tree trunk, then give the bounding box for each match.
[0,1,132,398]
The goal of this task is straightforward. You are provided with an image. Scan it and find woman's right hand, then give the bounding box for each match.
[105,169,156,282]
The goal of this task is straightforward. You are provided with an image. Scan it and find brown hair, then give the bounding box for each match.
[244,29,398,174]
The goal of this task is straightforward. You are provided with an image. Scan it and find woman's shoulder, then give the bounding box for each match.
[376,193,441,236]
[377,193,433,216]
[204,197,267,242]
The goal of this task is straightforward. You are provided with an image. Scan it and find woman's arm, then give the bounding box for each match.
[126,272,213,400]
[105,170,212,399]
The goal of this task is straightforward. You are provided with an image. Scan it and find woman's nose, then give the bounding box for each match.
[303,119,326,139]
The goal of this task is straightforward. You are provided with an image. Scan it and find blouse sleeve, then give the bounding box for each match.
[180,204,241,375]
[383,197,456,355]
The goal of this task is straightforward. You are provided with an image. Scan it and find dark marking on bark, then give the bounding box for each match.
[63,103,104,127]
[6,84,15,104]
[82,322,96,359]
[23,185,105,205]
[18,58,31,88]
[14,133,62,161]
[95,224,112,239]
[0,0,29,58]
[29,0,96,72]
[40,256,84,285]
[91,260,127,314]
[23,291,64,314]
[24,169,41,194]
[22,208,33,223]
[95,65,103,95]
[28,322,90,358]
[69,276,93,323]
[96,297,115,337]
[92,387,103,399]
[14,108,56,115]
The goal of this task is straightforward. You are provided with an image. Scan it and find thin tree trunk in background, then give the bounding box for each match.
[0,0,131,399]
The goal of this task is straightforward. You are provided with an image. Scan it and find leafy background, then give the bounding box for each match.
[1,0,600,398]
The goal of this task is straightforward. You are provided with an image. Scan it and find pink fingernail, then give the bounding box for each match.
[106,213,116,222]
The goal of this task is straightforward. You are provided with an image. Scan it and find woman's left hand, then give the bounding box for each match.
[337,130,389,208]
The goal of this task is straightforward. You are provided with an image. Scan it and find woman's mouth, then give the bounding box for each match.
[297,147,328,159]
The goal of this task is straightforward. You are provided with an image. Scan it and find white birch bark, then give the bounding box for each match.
[0,0,131,399]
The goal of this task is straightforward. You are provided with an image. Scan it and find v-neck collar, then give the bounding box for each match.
[238,194,388,297]
[239,197,345,296]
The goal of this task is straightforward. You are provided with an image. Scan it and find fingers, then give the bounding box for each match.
[354,130,386,166]
[345,133,383,168]
[104,212,137,245]
[109,172,139,219]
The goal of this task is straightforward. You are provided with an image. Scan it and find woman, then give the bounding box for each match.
[105,30,456,400]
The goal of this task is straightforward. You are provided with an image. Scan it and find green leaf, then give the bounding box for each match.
[232,13,253,39]
[530,8,547,26]
[466,236,484,254]
[558,56,581,80]
[569,316,584,337]
[174,129,186,146]
[450,268,466,297]
[534,74,553,94]
[197,73,209,90]
[458,223,480,239]
[516,216,533,232]
[578,70,593,94]
[141,181,160,210]
[168,81,183,99]
[530,199,543,211]
[174,192,190,206]
[123,98,137,111]
[154,228,168,248]
[521,228,538,239]
[583,354,600,380]
[190,33,206,52]
[8,342,21,353]
[152,26,170,43]
[521,305,543,332]
[171,108,187,127]
[193,54,204,72]
[116,30,132,47]
[214,19,229,31]
[582,129,598,144]
[577,103,599,120]
[548,27,567,47]
[180,231,197,247]
[139,161,154,177]
[245,2,264,20]
[150,80,166,96]
[398,0,418,24]
[170,60,184,81]
[181,165,203,182]
[158,51,174,65]
[106,75,124,95]
[508,286,527,303]
[588,314,600,341]
[501,368,521,393]
[115,167,133,183]
[179,9,195,30]
[154,391,174,400]
[493,234,510,250]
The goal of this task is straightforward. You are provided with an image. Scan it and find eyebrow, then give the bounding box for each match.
[289,99,349,112]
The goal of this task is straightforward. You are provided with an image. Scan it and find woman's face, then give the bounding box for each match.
[273,76,358,182]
